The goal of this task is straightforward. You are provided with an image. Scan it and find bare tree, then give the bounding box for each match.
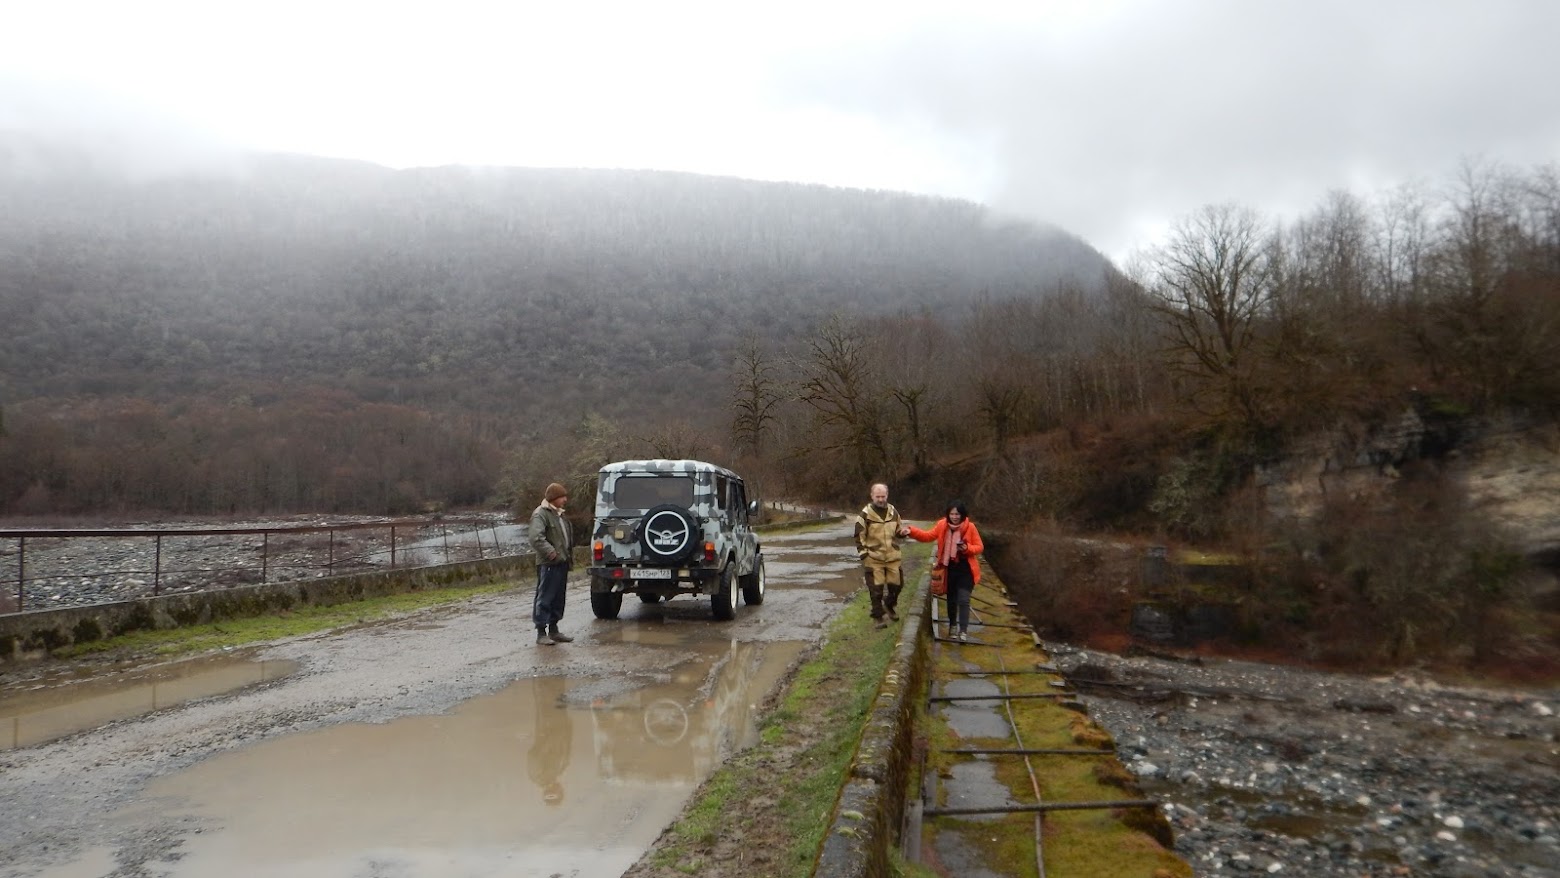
[729,333,783,455]
[1372,179,1435,306]
[872,313,948,475]
[637,419,709,461]
[1145,203,1279,428]
[795,314,889,481]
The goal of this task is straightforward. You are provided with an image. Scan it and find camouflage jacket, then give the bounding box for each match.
[854,503,903,566]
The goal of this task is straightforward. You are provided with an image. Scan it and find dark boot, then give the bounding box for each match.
[548,624,574,643]
[536,629,556,646]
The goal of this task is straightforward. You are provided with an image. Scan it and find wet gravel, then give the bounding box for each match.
[1047,644,1560,877]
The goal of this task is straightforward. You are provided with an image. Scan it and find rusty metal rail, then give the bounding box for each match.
[0,517,524,614]
[925,799,1162,817]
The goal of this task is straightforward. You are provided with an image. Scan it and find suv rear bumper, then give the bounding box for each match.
[588,565,720,593]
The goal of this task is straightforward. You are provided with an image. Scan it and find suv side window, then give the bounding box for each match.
[715,475,728,510]
[732,482,747,523]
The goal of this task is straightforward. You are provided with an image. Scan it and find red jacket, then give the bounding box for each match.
[906,518,984,584]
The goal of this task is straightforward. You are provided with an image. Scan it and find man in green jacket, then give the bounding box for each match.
[854,482,905,629]
[529,482,575,646]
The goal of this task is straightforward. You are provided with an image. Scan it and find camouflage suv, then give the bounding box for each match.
[586,459,765,621]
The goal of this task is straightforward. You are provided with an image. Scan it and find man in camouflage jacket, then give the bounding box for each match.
[854,482,905,629]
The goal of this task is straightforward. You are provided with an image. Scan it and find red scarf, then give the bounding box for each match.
[939,520,965,567]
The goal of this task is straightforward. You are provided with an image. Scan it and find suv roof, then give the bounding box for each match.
[597,459,743,479]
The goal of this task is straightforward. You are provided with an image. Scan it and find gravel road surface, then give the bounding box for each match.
[0,522,861,878]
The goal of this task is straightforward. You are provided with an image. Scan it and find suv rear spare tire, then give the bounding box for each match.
[639,503,700,564]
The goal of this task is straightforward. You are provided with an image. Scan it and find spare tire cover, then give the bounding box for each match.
[639,504,700,563]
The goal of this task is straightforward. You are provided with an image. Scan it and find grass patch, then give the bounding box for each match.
[54,578,518,660]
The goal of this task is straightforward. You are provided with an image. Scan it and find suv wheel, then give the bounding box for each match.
[591,589,623,620]
[711,564,737,621]
[639,503,700,564]
[740,556,765,605]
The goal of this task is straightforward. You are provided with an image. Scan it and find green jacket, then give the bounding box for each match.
[854,503,903,565]
[529,503,573,568]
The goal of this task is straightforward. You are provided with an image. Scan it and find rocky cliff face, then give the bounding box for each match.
[1255,411,1560,566]
[1454,418,1560,566]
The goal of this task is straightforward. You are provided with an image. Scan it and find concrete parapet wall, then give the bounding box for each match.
[0,550,574,664]
[815,568,932,878]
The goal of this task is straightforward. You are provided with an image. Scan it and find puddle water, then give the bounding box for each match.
[0,655,298,751]
[44,639,806,878]
[938,678,1015,740]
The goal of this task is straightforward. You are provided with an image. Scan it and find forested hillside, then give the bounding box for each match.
[0,135,1112,514]
[0,138,1108,415]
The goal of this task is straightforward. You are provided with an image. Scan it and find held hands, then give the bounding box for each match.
[896,525,911,537]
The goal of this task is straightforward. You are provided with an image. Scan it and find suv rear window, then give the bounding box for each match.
[613,475,696,510]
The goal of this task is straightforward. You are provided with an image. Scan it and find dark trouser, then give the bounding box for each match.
[533,563,569,631]
[944,560,975,632]
[864,564,903,619]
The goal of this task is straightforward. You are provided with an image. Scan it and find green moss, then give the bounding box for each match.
[923,566,1191,878]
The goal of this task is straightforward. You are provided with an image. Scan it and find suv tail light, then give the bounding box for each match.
[593,541,604,562]
[704,541,716,562]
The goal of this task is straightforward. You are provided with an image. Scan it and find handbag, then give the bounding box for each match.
[929,566,947,597]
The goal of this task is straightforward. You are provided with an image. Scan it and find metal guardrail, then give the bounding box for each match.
[0,517,526,615]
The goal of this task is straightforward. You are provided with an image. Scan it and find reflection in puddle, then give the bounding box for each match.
[60,640,805,878]
[0,656,298,751]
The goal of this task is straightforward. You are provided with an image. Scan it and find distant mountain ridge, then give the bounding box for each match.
[0,136,1114,425]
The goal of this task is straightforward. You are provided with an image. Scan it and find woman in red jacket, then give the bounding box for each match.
[904,500,984,641]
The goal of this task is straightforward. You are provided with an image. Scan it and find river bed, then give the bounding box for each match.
[1047,643,1560,876]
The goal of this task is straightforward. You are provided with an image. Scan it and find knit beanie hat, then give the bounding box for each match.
[544,482,568,502]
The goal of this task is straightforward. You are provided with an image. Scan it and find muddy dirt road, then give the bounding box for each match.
[0,523,861,878]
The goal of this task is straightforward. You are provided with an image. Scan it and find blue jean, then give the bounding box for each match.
[533,563,569,630]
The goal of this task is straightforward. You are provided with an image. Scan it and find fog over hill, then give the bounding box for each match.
[0,135,1113,429]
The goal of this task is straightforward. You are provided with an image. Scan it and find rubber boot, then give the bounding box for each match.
[548,624,574,643]
[536,629,556,646]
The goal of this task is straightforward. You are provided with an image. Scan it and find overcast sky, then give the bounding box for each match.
[4,0,1558,262]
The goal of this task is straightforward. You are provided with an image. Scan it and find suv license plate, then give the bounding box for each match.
[632,569,673,580]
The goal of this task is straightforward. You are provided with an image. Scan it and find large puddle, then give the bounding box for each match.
[38,639,806,878]
[0,655,298,751]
